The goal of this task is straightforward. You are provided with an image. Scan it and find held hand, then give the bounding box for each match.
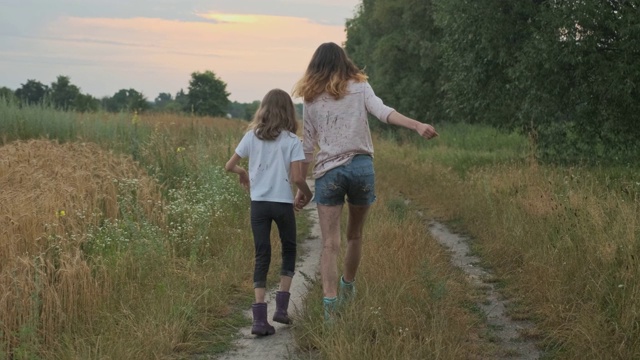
[294,190,311,211]
[238,171,250,191]
[416,123,438,140]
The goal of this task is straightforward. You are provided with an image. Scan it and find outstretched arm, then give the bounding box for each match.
[224,153,249,191]
[387,111,439,140]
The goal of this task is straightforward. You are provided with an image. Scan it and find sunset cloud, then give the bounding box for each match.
[0,8,351,102]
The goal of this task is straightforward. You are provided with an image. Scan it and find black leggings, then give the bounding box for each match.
[250,201,296,288]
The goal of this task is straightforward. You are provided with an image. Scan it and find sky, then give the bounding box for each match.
[0,0,360,103]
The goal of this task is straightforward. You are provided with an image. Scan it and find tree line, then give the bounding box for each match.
[0,70,263,120]
[345,0,640,163]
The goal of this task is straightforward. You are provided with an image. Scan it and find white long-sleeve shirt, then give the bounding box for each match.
[302,80,395,179]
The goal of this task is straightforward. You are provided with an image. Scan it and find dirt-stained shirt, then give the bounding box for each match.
[302,80,395,179]
[235,130,305,203]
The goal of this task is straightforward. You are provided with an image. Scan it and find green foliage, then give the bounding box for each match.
[243,100,260,120]
[346,0,442,122]
[103,88,149,113]
[0,100,149,154]
[415,122,529,176]
[346,0,640,164]
[514,1,640,164]
[0,101,254,358]
[165,165,246,260]
[187,71,230,117]
[435,0,537,127]
[153,92,173,109]
[74,93,100,113]
[50,75,81,111]
[0,87,15,102]
[227,100,261,121]
[15,79,48,105]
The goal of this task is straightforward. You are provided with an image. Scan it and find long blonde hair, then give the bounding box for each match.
[292,42,367,102]
[248,89,298,141]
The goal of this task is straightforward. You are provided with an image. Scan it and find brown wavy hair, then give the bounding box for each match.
[248,89,298,141]
[292,42,367,102]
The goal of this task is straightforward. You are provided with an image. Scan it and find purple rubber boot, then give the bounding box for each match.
[273,291,291,324]
[251,303,275,336]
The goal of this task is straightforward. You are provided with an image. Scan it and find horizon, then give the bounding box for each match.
[0,1,360,103]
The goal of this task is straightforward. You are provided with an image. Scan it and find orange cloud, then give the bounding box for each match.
[196,12,261,24]
[38,12,347,101]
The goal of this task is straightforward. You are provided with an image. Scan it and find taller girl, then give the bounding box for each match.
[292,42,438,319]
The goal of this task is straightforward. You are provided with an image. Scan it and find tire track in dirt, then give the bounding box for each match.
[428,221,542,359]
[208,183,541,359]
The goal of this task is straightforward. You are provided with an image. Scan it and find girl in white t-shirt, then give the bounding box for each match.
[225,89,313,336]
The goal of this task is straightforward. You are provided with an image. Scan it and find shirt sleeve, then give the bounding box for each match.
[363,82,395,123]
[235,131,251,158]
[302,103,316,163]
[290,136,305,162]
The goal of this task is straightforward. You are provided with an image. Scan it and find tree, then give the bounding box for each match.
[75,93,100,112]
[228,101,247,119]
[154,92,173,108]
[187,70,230,117]
[175,89,189,108]
[227,100,264,121]
[15,79,48,105]
[0,87,15,102]
[244,100,260,121]
[345,0,443,124]
[50,75,81,110]
[104,88,149,113]
[512,1,640,162]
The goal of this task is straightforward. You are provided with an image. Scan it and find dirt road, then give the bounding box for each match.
[211,181,541,359]
[216,180,322,360]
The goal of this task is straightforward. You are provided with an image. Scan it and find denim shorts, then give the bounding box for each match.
[314,154,376,206]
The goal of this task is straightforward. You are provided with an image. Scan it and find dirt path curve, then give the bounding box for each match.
[428,221,542,360]
[215,179,322,360]
[210,182,540,360]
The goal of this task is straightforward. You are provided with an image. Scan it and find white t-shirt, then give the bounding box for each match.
[235,130,305,203]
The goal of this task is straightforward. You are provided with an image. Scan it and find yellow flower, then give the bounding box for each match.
[57,210,66,217]
[131,111,139,125]
[176,147,185,153]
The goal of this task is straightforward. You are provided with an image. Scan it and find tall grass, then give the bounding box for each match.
[7,98,636,359]
[373,126,640,359]
[293,196,487,359]
[380,122,529,177]
[0,101,282,358]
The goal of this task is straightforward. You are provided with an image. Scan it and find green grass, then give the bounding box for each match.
[0,101,258,358]
[372,123,640,359]
[6,99,637,359]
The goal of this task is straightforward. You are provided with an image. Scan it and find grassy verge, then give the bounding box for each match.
[293,192,485,359]
[5,99,637,359]
[0,101,275,358]
[373,124,639,359]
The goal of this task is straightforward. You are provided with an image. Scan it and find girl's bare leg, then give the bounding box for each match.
[279,275,292,292]
[317,204,343,298]
[255,288,266,303]
[343,203,370,282]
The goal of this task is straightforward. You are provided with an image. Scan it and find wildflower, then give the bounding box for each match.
[131,110,139,124]
[176,147,186,153]
[56,210,66,217]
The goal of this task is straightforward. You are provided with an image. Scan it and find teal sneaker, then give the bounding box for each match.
[338,276,356,307]
[323,296,337,322]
